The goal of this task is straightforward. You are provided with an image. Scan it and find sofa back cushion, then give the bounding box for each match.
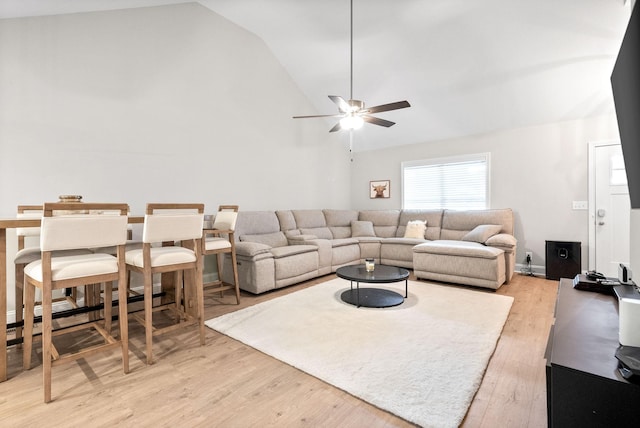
[235,211,281,243]
[358,210,400,238]
[440,208,514,240]
[275,210,299,237]
[324,209,359,239]
[291,210,333,239]
[292,210,326,227]
[396,209,443,240]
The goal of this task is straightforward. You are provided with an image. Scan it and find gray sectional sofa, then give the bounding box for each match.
[222,208,516,294]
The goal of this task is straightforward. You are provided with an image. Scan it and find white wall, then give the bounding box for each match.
[350,114,621,271]
[0,3,352,216]
[0,3,352,313]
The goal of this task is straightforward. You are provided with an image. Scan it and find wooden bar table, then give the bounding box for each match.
[0,215,143,382]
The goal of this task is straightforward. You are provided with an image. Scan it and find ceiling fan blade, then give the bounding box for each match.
[329,95,350,113]
[329,122,342,133]
[362,115,395,127]
[293,114,344,119]
[365,100,411,114]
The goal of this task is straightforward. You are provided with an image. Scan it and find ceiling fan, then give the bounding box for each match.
[293,0,410,133]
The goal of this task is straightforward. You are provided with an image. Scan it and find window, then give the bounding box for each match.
[402,153,490,210]
[610,153,628,186]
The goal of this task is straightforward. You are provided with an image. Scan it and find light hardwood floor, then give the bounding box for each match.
[1,273,558,427]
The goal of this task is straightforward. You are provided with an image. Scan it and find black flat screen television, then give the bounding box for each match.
[612,1,640,209]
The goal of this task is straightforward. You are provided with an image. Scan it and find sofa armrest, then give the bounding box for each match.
[235,241,273,257]
[485,233,517,252]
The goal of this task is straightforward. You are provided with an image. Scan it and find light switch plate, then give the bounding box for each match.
[572,201,588,210]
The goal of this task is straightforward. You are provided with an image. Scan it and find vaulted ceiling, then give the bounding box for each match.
[0,0,632,151]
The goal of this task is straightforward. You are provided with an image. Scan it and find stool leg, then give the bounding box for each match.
[22,279,35,370]
[14,263,25,347]
[103,282,113,335]
[144,271,154,365]
[119,271,129,374]
[231,251,240,305]
[195,263,205,346]
[174,270,182,323]
[42,284,53,403]
[216,254,224,298]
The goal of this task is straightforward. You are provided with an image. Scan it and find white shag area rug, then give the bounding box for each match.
[205,278,513,428]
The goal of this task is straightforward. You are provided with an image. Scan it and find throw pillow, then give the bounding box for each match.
[351,220,376,237]
[404,220,427,239]
[462,224,503,243]
[485,233,516,247]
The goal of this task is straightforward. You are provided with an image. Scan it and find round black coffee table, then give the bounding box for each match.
[336,264,410,308]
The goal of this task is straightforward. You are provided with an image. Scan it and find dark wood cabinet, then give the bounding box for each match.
[545,279,640,427]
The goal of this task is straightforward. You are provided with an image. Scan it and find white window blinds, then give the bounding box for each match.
[402,153,490,210]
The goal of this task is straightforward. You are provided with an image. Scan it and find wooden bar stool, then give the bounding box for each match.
[22,202,130,403]
[125,203,205,365]
[203,205,240,304]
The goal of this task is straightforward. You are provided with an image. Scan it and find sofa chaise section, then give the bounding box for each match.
[413,240,506,289]
[412,208,516,289]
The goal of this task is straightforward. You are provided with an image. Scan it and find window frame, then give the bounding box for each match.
[401,152,492,210]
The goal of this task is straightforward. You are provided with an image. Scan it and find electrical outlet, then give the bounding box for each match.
[525,251,533,262]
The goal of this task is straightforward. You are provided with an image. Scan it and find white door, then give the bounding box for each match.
[594,144,630,277]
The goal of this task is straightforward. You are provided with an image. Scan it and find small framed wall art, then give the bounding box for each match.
[370,180,390,199]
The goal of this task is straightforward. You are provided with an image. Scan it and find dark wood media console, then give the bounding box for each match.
[545,279,640,427]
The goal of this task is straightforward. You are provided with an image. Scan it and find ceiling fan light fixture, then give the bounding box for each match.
[340,114,364,130]
[347,99,364,112]
[292,0,410,133]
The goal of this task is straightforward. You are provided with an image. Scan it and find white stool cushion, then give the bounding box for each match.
[24,253,119,282]
[126,246,196,268]
[14,247,42,265]
[205,238,231,251]
[14,247,93,265]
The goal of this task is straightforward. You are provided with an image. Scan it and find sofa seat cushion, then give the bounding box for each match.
[355,236,383,243]
[413,240,504,259]
[330,238,359,248]
[383,237,428,246]
[381,238,425,268]
[270,245,317,259]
